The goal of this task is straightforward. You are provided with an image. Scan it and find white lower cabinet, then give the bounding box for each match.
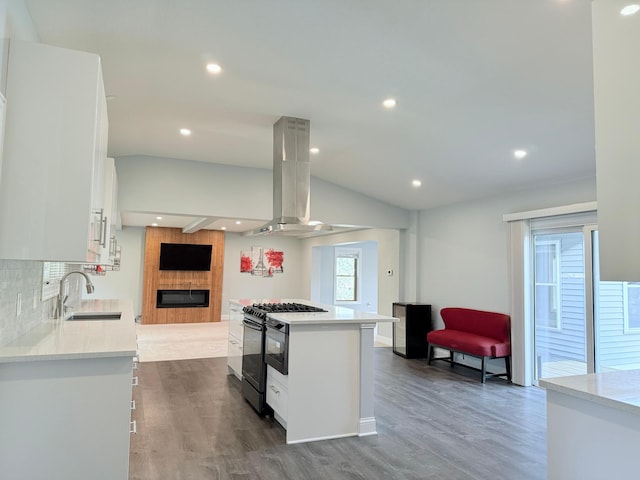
[0,355,134,480]
[227,302,244,379]
[227,334,243,379]
[266,365,289,428]
[131,354,139,434]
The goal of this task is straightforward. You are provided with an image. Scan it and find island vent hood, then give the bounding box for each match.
[250,116,331,236]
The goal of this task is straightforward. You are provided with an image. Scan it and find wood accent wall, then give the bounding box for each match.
[142,227,224,324]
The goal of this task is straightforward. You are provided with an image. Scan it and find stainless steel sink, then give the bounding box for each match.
[66,312,122,321]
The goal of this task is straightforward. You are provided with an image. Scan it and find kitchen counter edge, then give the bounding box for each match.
[230,298,398,325]
[539,369,640,416]
[0,299,137,364]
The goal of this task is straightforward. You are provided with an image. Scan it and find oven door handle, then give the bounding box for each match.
[243,319,263,331]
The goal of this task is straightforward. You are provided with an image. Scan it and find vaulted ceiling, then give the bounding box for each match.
[25,0,596,223]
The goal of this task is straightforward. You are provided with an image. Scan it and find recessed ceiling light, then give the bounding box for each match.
[513,149,528,160]
[206,63,223,74]
[235,220,242,225]
[221,226,227,231]
[179,128,192,136]
[383,98,397,109]
[412,179,422,188]
[155,216,163,220]
[309,147,320,154]
[621,4,640,16]
[151,223,158,227]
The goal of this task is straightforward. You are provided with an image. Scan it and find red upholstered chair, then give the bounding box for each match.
[427,308,511,383]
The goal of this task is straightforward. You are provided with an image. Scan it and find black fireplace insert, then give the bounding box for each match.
[156,289,210,308]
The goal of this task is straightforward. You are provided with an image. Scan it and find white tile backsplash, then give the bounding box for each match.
[0,260,82,346]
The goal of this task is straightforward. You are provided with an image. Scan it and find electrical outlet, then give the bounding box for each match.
[16,293,22,316]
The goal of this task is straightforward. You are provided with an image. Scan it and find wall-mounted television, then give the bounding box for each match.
[159,243,212,271]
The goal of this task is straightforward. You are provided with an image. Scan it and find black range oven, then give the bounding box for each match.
[241,306,270,416]
[241,302,327,415]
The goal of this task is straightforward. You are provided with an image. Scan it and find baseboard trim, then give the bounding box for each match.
[358,417,377,437]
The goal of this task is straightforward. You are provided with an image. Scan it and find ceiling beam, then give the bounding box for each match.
[182,217,217,234]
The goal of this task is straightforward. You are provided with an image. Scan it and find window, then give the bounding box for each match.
[624,283,640,332]
[335,249,360,302]
[534,239,561,329]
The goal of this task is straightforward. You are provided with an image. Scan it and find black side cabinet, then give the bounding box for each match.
[392,303,432,359]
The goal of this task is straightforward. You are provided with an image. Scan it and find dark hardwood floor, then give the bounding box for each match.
[129,348,546,480]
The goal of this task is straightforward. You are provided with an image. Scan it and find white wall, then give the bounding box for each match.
[301,229,400,342]
[222,232,305,316]
[83,226,146,317]
[311,241,379,312]
[312,245,335,305]
[418,177,597,328]
[115,155,411,230]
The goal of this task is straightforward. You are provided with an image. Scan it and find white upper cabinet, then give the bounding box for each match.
[0,40,108,262]
[592,1,640,282]
[101,157,120,265]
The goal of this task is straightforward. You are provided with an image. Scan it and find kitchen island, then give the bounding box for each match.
[540,370,640,480]
[230,299,397,444]
[0,299,137,480]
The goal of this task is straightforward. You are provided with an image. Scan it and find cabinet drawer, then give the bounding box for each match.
[227,335,243,378]
[228,320,243,340]
[266,366,288,427]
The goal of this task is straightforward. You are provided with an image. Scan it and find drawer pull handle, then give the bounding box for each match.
[269,385,280,395]
[131,400,136,411]
[130,420,137,434]
[132,376,139,387]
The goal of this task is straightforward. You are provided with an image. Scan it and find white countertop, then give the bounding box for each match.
[230,298,398,325]
[0,299,137,363]
[539,370,640,415]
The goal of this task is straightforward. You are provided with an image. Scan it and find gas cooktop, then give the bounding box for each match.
[242,302,327,320]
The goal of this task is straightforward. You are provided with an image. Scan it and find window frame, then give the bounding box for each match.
[334,248,361,304]
[533,238,562,331]
[623,282,640,333]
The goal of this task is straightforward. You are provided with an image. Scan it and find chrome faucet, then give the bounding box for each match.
[55,271,95,319]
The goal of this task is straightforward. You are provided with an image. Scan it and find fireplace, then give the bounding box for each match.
[156,289,210,308]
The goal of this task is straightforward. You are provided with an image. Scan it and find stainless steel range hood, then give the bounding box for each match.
[251,116,331,236]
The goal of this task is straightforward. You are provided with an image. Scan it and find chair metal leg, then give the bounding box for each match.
[449,350,454,366]
[505,356,512,381]
[481,357,487,383]
[427,344,433,365]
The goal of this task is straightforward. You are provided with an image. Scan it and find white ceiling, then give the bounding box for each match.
[24,0,597,231]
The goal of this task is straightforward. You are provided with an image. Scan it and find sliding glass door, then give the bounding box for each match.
[592,229,640,372]
[534,225,640,381]
[533,230,588,379]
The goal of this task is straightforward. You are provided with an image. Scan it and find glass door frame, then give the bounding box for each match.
[583,224,597,374]
[529,222,598,383]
